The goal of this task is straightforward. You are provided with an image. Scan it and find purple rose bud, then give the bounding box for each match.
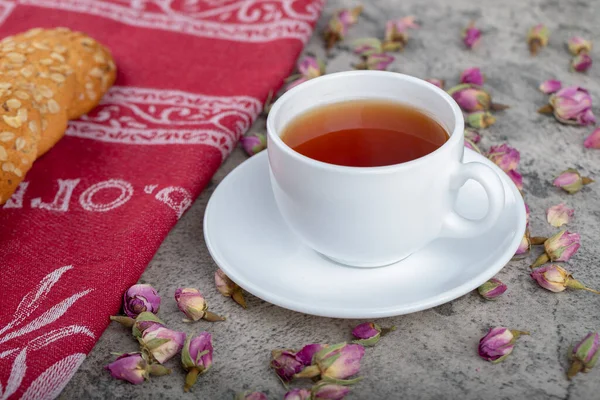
[105,352,170,385]
[546,203,574,227]
[478,327,529,363]
[465,111,496,129]
[464,129,481,144]
[487,144,520,172]
[215,269,246,308]
[448,84,491,112]
[477,278,507,300]
[240,133,267,156]
[568,332,600,379]
[425,78,445,89]
[294,343,364,383]
[553,168,594,194]
[542,86,596,126]
[123,284,161,318]
[544,230,580,262]
[355,53,395,71]
[460,67,484,85]
[109,311,165,338]
[539,79,562,94]
[462,22,481,49]
[351,322,395,347]
[527,24,549,55]
[181,332,213,391]
[271,349,304,382]
[139,324,185,364]
[507,169,524,191]
[312,381,351,400]
[584,128,600,149]
[175,287,225,322]
[337,6,362,26]
[568,36,592,55]
[296,343,327,366]
[572,52,592,73]
[284,388,311,400]
[236,392,269,400]
[514,233,531,258]
[287,57,326,90]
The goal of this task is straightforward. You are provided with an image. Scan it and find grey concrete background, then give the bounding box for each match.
[61,0,600,399]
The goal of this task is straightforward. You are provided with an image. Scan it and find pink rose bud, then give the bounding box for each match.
[465,111,496,129]
[460,67,484,85]
[584,128,600,149]
[383,16,419,51]
[546,203,574,227]
[109,310,165,338]
[271,349,305,382]
[175,287,225,322]
[507,169,524,190]
[462,22,481,49]
[487,144,520,172]
[181,332,213,392]
[105,352,170,385]
[354,53,395,71]
[448,84,490,112]
[338,6,362,26]
[530,230,580,268]
[513,233,531,258]
[539,86,596,126]
[286,57,326,90]
[323,6,362,50]
[139,324,186,364]
[312,381,352,400]
[123,284,161,318]
[240,133,267,156]
[572,52,593,72]
[553,168,594,194]
[568,36,592,55]
[284,389,312,400]
[477,278,507,300]
[425,78,445,89]
[530,264,600,294]
[568,332,600,379]
[353,38,383,56]
[539,79,562,94]
[215,269,246,308]
[236,392,269,400]
[351,322,396,347]
[294,343,364,383]
[478,327,529,363]
[527,24,549,55]
[296,343,328,366]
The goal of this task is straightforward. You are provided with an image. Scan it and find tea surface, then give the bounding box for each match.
[280,100,449,167]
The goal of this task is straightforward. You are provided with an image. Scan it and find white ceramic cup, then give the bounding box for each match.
[266,71,506,268]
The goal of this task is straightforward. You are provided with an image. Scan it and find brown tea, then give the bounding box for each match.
[280,100,449,167]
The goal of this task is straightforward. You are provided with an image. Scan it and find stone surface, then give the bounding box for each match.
[61,0,600,399]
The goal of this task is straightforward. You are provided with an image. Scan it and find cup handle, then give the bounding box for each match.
[440,162,506,238]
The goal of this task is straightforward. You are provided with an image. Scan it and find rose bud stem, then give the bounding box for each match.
[203,311,226,322]
[537,104,554,114]
[110,315,135,328]
[185,367,202,392]
[530,253,550,268]
[530,236,549,245]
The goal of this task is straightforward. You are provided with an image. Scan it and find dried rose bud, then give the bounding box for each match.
[312,381,351,399]
[236,392,269,400]
[487,144,520,172]
[105,352,170,385]
[539,86,596,126]
[568,36,592,55]
[507,169,524,191]
[323,6,362,50]
[294,343,364,383]
[181,332,213,392]
[546,203,574,227]
[271,349,305,383]
[554,168,594,194]
[240,133,267,156]
[351,322,395,347]
[462,22,481,49]
[572,52,592,73]
[463,129,481,144]
[530,229,580,268]
[527,24,549,55]
[539,79,562,94]
[448,84,508,112]
[477,278,507,300]
[425,78,445,89]
[175,287,225,322]
[525,203,531,227]
[530,264,600,294]
[465,111,496,129]
[123,284,161,318]
[286,56,326,91]
[215,269,246,308]
[513,232,531,258]
[110,311,165,338]
[352,37,383,56]
[584,128,600,149]
[296,343,327,366]
[464,138,482,154]
[568,332,599,379]
[139,324,185,364]
[354,53,395,71]
[460,67,484,85]
[284,388,311,400]
[383,16,419,51]
[478,327,529,363]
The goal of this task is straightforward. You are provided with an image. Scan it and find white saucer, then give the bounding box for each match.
[204,149,526,318]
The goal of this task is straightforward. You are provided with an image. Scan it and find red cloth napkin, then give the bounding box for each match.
[0,1,322,398]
